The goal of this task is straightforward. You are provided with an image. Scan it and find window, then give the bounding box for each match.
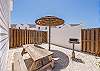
[59,27,61,28]
[38,27,40,30]
[45,27,47,30]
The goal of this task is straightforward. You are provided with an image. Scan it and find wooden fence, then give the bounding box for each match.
[81,28,100,56]
[9,28,48,48]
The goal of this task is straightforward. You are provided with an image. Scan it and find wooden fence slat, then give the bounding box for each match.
[29,30,31,44]
[26,29,27,44]
[87,30,89,52]
[30,30,32,44]
[20,29,22,46]
[28,30,29,44]
[95,29,99,55]
[83,30,87,52]
[9,28,12,48]
[35,31,37,44]
[33,31,35,44]
[16,29,19,47]
[9,28,47,48]
[22,29,25,45]
[40,32,42,44]
[81,29,83,51]
[32,30,34,43]
[98,29,100,56]
[14,29,17,48]
[27,30,29,44]
[12,29,14,48]
[91,29,95,54]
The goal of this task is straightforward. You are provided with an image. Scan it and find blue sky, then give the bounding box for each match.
[12,0,100,28]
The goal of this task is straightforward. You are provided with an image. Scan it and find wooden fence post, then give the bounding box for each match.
[91,29,95,54]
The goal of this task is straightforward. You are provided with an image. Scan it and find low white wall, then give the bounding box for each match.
[50,24,81,51]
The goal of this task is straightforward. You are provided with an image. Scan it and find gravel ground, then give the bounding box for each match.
[7,44,100,71]
[39,44,100,71]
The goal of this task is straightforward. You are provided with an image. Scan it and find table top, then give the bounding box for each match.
[23,44,53,61]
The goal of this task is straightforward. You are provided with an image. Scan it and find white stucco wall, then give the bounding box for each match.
[23,24,30,29]
[16,24,29,29]
[13,24,36,30]
[50,24,82,51]
[36,25,49,31]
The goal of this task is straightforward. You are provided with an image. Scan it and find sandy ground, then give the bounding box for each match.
[7,47,23,71]
[7,44,100,71]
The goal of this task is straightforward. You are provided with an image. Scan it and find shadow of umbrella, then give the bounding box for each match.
[51,50,69,71]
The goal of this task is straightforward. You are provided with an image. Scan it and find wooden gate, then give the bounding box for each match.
[81,28,100,56]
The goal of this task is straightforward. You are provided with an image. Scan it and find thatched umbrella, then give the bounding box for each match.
[35,16,64,50]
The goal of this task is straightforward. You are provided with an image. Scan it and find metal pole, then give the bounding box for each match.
[73,43,74,52]
[72,43,75,59]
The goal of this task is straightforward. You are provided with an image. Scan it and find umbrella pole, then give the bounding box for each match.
[49,25,51,51]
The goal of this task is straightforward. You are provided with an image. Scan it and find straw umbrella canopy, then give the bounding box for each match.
[35,16,64,50]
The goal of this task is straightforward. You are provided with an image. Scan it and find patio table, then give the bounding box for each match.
[22,44,54,71]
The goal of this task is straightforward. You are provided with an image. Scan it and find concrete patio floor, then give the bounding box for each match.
[7,44,100,71]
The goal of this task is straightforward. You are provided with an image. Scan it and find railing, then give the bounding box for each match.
[81,28,100,56]
[9,28,47,48]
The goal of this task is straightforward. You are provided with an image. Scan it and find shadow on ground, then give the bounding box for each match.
[51,50,69,71]
[72,58,85,64]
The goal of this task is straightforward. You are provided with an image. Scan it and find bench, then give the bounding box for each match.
[22,44,54,71]
[13,52,28,71]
